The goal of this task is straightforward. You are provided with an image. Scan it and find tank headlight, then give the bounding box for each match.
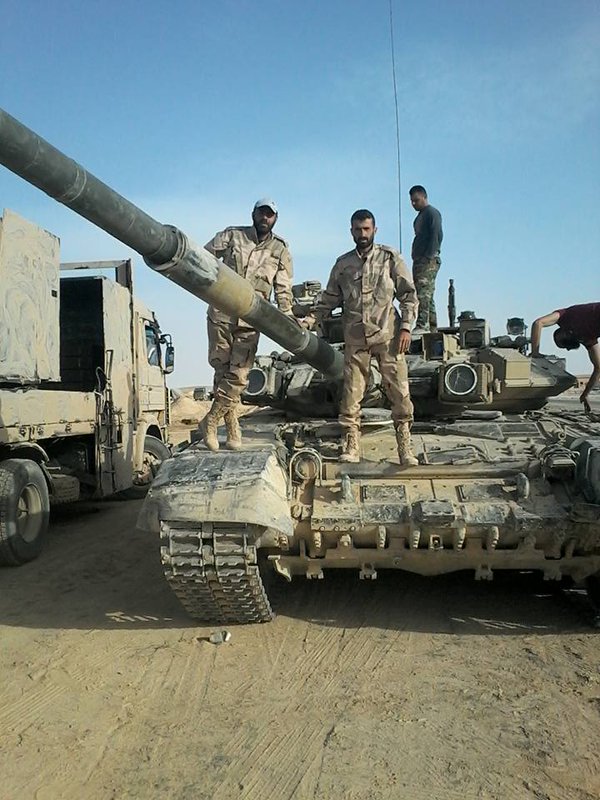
[443,363,478,396]
[245,368,268,396]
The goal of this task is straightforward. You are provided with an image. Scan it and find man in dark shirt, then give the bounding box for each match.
[410,185,443,333]
[531,302,600,412]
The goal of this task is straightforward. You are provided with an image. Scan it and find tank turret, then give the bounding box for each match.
[242,280,577,418]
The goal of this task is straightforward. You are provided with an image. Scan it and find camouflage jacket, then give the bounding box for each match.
[315,244,418,346]
[204,226,293,326]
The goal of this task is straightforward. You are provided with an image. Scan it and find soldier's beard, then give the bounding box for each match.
[355,235,374,252]
[255,222,272,236]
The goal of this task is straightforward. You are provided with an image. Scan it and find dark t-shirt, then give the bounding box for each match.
[411,205,443,261]
[556,303,600,348]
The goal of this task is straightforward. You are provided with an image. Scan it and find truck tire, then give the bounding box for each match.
[123,435,171,499]
[0,459,50,566]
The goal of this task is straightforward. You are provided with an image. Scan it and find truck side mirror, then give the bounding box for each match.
[164,344,175,374]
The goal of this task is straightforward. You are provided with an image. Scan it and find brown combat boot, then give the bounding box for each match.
[396,423,418,466]
[224,407,242,450]
[200,400,224,452]
[340,428,361,463]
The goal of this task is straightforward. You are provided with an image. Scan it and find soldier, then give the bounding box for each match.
[531,302,600,413]
[315,209,419,465]
[410,185,443,334]
[201,199,294,450]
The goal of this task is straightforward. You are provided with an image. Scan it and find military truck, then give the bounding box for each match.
[0,208,174,565]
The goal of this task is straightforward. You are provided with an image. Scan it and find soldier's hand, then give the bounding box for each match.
[299,314,316,331]
[398,330,411,354]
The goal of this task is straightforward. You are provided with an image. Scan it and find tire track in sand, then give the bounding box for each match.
[0,682,66,732]
[211,717,327,800]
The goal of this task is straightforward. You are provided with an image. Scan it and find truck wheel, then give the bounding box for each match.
[123,435,171,499]
[0,459,50,566]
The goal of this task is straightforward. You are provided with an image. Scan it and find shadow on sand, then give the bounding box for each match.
[0,498,593,634]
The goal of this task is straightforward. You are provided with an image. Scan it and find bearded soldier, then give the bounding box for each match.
[315,209,419,465]
[201,198,294,449]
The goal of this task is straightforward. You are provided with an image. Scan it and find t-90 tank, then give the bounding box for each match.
[1,108,599,625]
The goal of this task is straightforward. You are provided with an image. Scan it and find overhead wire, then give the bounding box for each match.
[388,0,403,252]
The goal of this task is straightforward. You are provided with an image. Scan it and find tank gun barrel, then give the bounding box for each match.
[0,108,343,379]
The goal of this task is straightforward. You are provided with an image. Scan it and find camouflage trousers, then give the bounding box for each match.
[339,339,414,430]
[207,319,259,409]
[412,256,441,329]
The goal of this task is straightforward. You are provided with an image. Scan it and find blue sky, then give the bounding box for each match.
[1,0,599,385]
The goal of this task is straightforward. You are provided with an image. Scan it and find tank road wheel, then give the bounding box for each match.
[0,459,50,566]
[124,435,171,499]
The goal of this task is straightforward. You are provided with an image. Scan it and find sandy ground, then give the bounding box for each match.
[1,495,599,799]
[1,395,599,799]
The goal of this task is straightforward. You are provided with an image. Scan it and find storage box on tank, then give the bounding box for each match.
[477,347,531,388]
[0,209,60,383]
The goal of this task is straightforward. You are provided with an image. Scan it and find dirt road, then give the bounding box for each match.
[1,496,599,800]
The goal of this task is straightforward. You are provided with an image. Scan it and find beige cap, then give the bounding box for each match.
[253,198,278,214]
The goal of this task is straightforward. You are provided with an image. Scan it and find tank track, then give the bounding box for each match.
[160,521,274,624]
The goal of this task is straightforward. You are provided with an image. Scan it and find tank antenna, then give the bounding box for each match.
[388,0,402,252]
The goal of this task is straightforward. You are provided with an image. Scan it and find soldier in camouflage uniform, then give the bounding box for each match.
[409,185,443,333]
[201,199,294,450]
[315,209,419,465]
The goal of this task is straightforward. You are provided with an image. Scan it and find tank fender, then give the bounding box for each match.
[137,446,292,539]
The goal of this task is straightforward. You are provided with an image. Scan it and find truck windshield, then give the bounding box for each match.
[145,324,161,367]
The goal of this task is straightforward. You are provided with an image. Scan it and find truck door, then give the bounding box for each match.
[138,317,167,414]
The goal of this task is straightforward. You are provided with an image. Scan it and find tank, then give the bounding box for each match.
[1,107,599,625]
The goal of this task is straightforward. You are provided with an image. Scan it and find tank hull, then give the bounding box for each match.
[141,408,600,623]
